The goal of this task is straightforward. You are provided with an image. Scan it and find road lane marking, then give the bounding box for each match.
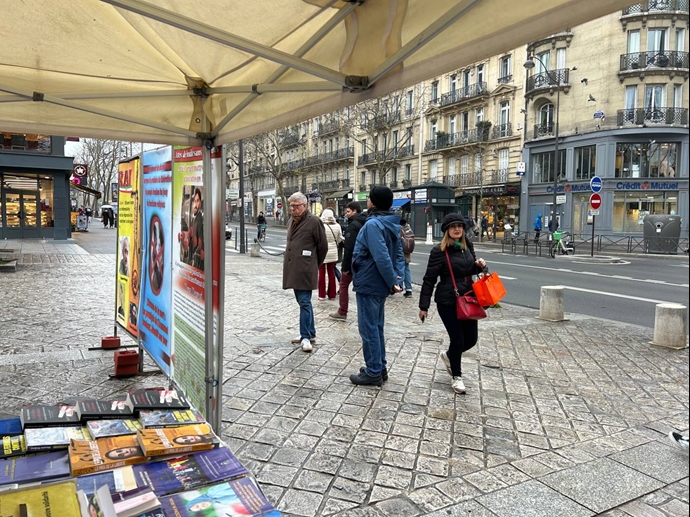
[560,285,671,304]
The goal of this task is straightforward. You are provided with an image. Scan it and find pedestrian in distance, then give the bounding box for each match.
[282,192,328,353]
[349,186,405,386]
[318,208,342,301]
[400,217,415,298]
[256,211,267,241]
[418,214,487,394]
[102,208,110,228]
[534,212,543,243]
[329,201,366,321]
[548,216,559,233]
[480,216,488,239]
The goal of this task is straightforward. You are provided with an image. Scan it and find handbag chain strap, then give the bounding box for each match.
[444,250,461,298]
[326,223,339,247]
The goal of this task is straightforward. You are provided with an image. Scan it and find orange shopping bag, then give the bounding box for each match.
[473,270,506,307]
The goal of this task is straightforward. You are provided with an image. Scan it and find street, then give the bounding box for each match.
[233,225,689,330]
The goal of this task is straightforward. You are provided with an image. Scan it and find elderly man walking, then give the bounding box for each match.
[349,186,405,386]
[283,192,328,352]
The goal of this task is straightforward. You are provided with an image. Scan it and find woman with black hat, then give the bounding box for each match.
[418,213,487,394]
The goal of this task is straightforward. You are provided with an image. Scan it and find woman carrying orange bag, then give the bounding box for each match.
[418,214,487,394]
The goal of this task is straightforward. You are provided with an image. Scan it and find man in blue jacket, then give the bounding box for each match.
[349,186,405,386]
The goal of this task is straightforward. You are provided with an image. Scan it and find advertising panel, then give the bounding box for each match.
[140,147,173,375]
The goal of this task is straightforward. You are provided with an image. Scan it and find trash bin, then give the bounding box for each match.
[643,215,681,254]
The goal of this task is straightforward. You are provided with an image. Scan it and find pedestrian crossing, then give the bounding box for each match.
[226,243,285,256]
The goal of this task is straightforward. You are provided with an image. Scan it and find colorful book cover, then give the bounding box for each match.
[137,424,215,457]
[0,416,22,436]
[1,434,26,459]
[20,404,80,428]
[24,425,90,452]
[160,478,282,517]
[75,465,138,497]
[0,450,71,486]
[126,388,190,414]
[68,434,148,477]
[133,447,249,496]
[87,419,142,439]
[76,398,134,421]
[0,480,81,516]
[139,408,205,428]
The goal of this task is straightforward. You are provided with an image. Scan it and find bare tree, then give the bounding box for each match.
[75,139,129,210]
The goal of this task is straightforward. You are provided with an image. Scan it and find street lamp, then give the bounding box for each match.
[524,54,563,231]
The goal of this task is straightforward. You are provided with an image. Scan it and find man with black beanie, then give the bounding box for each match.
[348,186,405,386]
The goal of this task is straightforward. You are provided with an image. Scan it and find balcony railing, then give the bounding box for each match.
[424,129,485,152]
[312,179,341,191]
[489,169,509,184]
[281,132,301,148]
[619,50,689,72]
[438,83,488,107]
[441,173,483,187]
[492,123,513,139]
[497,75,513,84]
[623,0,689,15]
[317,120,340,135]
[341,178,351,188]
[526,68,570,94]
[616,107,689,126]
[284,185,300,197]
[359,146,415,165]
[362,111,401,129]
[533,123,555,139]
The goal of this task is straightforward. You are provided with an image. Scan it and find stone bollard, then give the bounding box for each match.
[250,242,261,258]
[651,303,688,349]
[538,286,568,322]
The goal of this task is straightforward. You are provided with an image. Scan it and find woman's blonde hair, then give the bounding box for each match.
[440,228,466,252]
[320,208,336,224]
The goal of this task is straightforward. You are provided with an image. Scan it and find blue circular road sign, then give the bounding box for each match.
[590,176,603,193]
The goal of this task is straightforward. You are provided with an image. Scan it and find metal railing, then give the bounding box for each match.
[623,0,689,15]
[424,128,484,152]
[362,111,401,129]
[497,75,513,84]
[619,50,689,72]
[438,83,488,107]
[492,123,513,139]
[526,68,570,94]
[360,146,415,165]
[616,107,689,126]
[533,123,555,138]
[317,120,341,135]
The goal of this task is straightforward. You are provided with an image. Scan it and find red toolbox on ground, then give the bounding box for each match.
[114,349,139,376]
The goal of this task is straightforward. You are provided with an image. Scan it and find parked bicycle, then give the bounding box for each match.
[549,231,574,258]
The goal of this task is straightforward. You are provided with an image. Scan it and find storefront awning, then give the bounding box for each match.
[391,198,411,208]
[70,182,102,199]
[326,189,352,199]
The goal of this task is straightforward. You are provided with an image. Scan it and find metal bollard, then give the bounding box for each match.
[537,286,568,322]
[235,226,238,250]
[651,303,688,349]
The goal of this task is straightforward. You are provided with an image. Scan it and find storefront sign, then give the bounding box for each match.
[414,189,427,203]
[356,192,368,201]
[615,181,679,190]
[393,190,411,199]
[546,183,592,194]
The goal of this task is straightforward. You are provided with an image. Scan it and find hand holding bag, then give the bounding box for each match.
[444,250,487,320]
[473,268,507,307]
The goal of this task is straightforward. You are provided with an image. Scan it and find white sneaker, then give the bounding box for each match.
[300,338,313,353]
[669,431,689,451]
[452,376,466,394]
[440,351,453,377]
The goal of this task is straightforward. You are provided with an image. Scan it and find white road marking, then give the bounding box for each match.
[560,285,671,304]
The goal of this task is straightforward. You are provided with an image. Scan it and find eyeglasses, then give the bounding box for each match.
[289,204,305,210]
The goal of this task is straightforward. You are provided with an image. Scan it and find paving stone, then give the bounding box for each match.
[374,465,412,490]
[293,469,334,493]
[272,447,310,467]
[424,500,498,517]
[610,441,690,484]
[373,497,422,517]
[330,477,371,503]
[477,480,593,517]
[407,486,454,514]
[278,488,325,517]
[256,463,300,487]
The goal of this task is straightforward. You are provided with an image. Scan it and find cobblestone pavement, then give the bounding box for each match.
[0,234,687,517]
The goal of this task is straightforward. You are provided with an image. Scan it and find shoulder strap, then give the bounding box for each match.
[444,250,460,297]
[326,223,337,242]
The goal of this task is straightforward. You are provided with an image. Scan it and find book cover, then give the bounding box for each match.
[20,404,80,428]
[0,480,81,516]
[160,478,282,517]
[87,418,142,439]
[111,486,161,517]
[136,424,215,458]
[68,435,148,477]
[75,465,138,497]
[125,388,190,414]
[76,398,134,421]
[0,450,71,486]
[133,447,249,496]
[139,408,205,428]
[1,434,27,460]
[0,416,22,436]
[24,425,91,452]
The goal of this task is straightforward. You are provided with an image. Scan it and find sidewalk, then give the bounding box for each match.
[0,238,688,516]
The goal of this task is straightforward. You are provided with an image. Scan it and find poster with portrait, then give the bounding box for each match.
[140,147,173,376]
[171,146,222,413]
[116,157,141,335]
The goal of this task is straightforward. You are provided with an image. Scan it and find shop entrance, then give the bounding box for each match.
[2,190,39,238]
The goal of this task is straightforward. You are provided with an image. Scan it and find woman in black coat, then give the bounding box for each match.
[419,214,486,394]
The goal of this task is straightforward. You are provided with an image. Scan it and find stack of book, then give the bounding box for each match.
[0,389,282,516]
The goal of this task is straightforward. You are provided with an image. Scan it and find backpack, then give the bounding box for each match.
[400,226,415,254]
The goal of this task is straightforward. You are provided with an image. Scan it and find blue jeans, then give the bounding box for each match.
[294,290,315,340]
[334,266,342,282]
[403,262,412,292]
[356,293,387,376]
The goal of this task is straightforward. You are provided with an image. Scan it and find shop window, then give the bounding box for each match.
[575,145,596,180]
[613,191,678,232]
[615,142,677,178]
[532,150,565,184]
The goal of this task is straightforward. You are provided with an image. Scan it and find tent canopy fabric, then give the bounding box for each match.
[391,198,411,208]
[1,0,633,146]
[326,189,352,199]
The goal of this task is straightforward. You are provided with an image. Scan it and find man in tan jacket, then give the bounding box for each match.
[282,192,328,352]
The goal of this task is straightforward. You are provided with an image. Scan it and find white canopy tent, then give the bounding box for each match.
[1,0,634,147]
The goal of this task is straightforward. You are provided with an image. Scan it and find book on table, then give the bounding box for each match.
[68,434,148,477]
[24,425,91,452]
[76,398,134,422]
[0,415,22,436]
[87,419,142,439]
[0,480,82,517]
[20,404,80,428]
[1,434,27,460]
[136,423,216,457]
[75,465,138,497]
[159,477,282,517]
[86,484,162,517]
[125,388,190,415]
[133,447,249,496]
[138,408,205,428]
[0,450,71,487]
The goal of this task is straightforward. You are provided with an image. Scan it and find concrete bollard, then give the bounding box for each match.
[538,286,568,322]
[250,242,261,257]
[651,303,688,350]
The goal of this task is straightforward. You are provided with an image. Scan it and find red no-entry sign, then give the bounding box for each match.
[589,193,602,210]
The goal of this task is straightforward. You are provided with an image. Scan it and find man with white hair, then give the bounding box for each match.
[282,192,328,352]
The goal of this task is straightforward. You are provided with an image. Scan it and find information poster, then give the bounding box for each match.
[140,147,173,375]
[116,157,141,336]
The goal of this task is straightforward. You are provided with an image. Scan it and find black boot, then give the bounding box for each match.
[349,370,383,386]
[359,366,388,382]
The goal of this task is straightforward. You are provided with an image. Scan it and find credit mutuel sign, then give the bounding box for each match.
[615,181,679,190]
